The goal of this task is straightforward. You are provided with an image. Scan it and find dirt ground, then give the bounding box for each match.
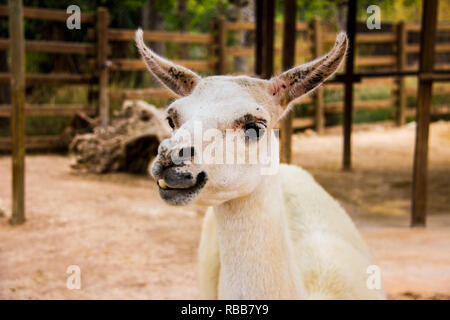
[0,121,449,300]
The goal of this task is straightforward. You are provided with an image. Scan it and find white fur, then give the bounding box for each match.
[199,164,386,299]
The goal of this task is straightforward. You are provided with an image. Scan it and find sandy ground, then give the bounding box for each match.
[0,121,449,300]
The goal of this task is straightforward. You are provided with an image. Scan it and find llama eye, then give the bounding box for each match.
[167,117,175,129]
[244,123,265,142]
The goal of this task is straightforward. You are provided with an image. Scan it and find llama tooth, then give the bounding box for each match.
[158,179,168,189]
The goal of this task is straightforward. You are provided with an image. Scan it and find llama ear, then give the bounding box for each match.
[268,32,348,106]
[135,29,201,97]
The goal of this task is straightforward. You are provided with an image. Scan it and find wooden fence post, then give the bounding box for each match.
[255,0,274,80]
[9,0,26,225]
[209,18,218,74]
[280,111,293,163]
[313,17,324,134]
[343,0,357,171]
[97,7,110,127]
[217,16,227,75]
[411,0,438,227]
[280,0,296,164]
[396,21,406,126]
[255,2,263,76]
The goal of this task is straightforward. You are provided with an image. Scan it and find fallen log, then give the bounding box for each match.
[69,100,170,174]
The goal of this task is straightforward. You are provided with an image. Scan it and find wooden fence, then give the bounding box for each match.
[105,28,214,101]
[0,5,449,150]
[0,5,98,150]
[220,19,450,131]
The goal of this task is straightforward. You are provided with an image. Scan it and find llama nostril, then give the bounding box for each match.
[183,172,193,180]
[196,171,206,183]
[161,167,197,189]
[170,146,195,165]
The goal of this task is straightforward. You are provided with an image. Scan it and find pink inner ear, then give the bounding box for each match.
[268,78,289,97]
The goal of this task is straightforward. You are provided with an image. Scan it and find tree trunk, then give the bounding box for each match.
[336,0,348,31]
[141,0,165,87]
[142,0,165,56]
[232,0,255,73]
[177,0,189,60]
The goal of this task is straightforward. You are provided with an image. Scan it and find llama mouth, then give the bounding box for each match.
[157,171,207,205]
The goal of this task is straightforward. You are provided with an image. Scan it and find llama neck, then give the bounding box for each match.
[214,173,304,299]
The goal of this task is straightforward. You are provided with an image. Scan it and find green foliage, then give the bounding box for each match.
[186,0,230,31]
[26,116,72,136]
[293,0,338,22]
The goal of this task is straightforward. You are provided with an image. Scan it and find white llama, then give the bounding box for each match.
[136,29,386,300]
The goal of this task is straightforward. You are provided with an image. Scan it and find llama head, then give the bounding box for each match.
[136,29,347,206]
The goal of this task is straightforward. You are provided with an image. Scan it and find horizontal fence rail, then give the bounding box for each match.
[0,5,96,23]
[109,59,214,71]
[221,19,450,130]
[0,72,96,84]
[0,104,95,117]
[0,136,64,151]
[0,39,97,55]
[0,5,98,151]
[108,29,213,43]
[106,24,216,102]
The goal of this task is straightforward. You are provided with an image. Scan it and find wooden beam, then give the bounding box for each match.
[405,85,450,95]
[355,56,396,67]
[313,18,325,134]
[0,5,96,23]
[107,29,213,43]
[0,104,94,116]
[396,21,407,126]
[405,105,450,117]
[224,21,308,32]
[356,33,396,43]
[255,1,263,76]
[225,45,312,57]
[0,136,64,151]
[217,16,227,75]
[225,46,254,56]
[8,0,25,225]
[324,77,395,88]
[97,7,110,127]
[0,72,95,85]
[109,88,176,100]
[225,21,256,31]
[292,117,315,129]
[323,32,396,43]
[0,39,96,55]
[420,73,450,81]
[280,0,296,164]
[411,0,439,227]
[405,23,450,32]
[343,0,357,171]
[255,0,274,79]
[406,43,450,53]
[109,59,213,71]
[262,0,274,80]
